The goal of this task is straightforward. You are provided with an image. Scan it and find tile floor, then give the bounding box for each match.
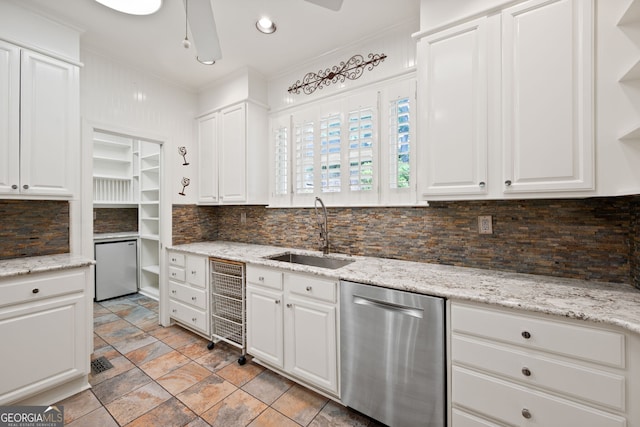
[56,293,382,427]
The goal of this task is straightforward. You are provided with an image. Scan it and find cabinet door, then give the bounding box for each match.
[219,104,247,203]
[0,294,86,405]
[20,50,79,197]
[0,40,20,195]
[502,0,594,193]
[246,286,283,368]
[186,255,206,289]
[284,296,337,394]
[198,112,219,203]
[419,17,488,197]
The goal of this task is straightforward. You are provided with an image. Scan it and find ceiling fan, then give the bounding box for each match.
[184,0,344,65]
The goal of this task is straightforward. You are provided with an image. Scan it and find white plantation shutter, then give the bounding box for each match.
[389,97,411,189]
[274,125,288,196]
[348,107,375,192]
[294,120,315,195]
[320,112,342,193]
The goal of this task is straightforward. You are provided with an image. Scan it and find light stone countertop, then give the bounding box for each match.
[169,241,640,336]
[0,253,95,278]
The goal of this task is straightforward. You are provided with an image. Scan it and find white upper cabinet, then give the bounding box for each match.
[418,17,488,197]
[0,42,79,199]
[197,101,268,205]
[502,0,594,194]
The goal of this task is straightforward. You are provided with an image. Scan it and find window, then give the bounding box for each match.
[389,97,411,189]
[320,112,342,193]
[294,120,314,195]
[273,124,288,196]
[348,107,375,192]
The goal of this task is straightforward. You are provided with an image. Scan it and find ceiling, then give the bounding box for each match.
[19,0,420,92]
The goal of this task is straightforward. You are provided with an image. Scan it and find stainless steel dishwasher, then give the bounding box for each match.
[341,281,445,427]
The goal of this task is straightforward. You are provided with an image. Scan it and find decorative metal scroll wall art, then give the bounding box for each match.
[288,52,387,95]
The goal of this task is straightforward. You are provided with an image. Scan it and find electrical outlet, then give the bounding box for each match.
[478,215,493,234]
[240,212,247,224]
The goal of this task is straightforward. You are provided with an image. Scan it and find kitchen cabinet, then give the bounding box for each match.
[0,267,89,405]
[418,17,488,197]
[0,40,79,199]
[246,265,339,396]
[417,0,594,200]
[450,301,639,426]
[197,101,268,205]
[167,251,209,336]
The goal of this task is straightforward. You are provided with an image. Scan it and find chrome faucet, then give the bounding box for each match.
[314,197,329,254]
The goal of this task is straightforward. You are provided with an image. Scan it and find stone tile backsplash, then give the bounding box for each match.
[174,196,640,288]
[94,208,138,234]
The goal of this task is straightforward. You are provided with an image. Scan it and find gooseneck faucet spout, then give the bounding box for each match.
[314,197,329,255]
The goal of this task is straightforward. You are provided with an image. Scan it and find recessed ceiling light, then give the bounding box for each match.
[197,57,216,65]
[95,0,162,15]
[256,17,277,34]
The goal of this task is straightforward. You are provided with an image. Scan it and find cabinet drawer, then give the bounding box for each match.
[451,304,625,368]
[452,409,502,427]
[169,281,207,310]
[452,366,626,427]
[169,300,207,334]
[168,252,185,267]
[168,266,186,282]
[452,335,625,411]
[247,265,282,290]
[286,273,336,303]
[0,269,85,308]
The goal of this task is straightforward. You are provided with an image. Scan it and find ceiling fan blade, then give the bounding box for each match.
[304,0,344,11]
[186,0,222,63]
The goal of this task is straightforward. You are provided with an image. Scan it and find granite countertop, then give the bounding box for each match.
[0,253,95,278]
[169,241,640,336]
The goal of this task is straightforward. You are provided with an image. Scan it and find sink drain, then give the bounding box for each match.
[90,356,114,374]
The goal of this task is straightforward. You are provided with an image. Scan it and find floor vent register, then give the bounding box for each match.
[90,356,114,374]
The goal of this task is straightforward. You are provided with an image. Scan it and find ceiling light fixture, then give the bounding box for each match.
[182,0,191,48]
[186,0,222,65]
[94,0,162,15]
[256,17,277,34]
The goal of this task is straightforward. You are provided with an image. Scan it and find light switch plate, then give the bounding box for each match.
[478,215,493,234]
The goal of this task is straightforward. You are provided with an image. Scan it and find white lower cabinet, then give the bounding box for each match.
[246,265,339,396]
[0,267,89,405]
[167,251,209,336]
[450,301,639,426]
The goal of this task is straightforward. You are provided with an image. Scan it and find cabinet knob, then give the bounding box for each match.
[192,317,197,322]
[11,184,18,190]
[521,367,531,377]
[172,309,177,313]
[191,270,197,274]
[286,303,292,308]
[521,408,532,419]
[23,184,29,190]
[275,299,281,304]
[192,296,197,301]
[32,288,39,294]
[258,276,265,282]
[521,331,531,339]
[306,286,312,292]
[171,290,177,294]
[479,181,486,188]
[505,180,512,187]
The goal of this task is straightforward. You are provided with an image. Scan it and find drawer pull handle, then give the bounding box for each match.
[172,309,177,313]
[521,331,531,339]
[275,299,281,304]
[32,288,40,294]
[521,408,532,419]
[192,297,197,301]
[521,367,531,377]
[306,286,312,292]
[259,276,265,281]
[171,290,177,294]
[192,318,197,322]
[191,270,197,274]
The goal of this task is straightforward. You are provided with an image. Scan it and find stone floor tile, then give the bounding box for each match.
[66,406,119,427]
[308,400,370,427]
[93,304,111,317]
[242,370,295,405]
[125,340,173,366]
[272,384,329,426]
[248,407,302,427]
[92,367,152,405]
[94,319,143,344]
[100,298,139,314]
[139,350,190,379]
[201,389,268,427]
[56,389,102,424]
[156,362,212,395]
[105,382,172,426]
[125,397,197,427]
[94,313,121,327]
[90,355,135,386]
[177,340,215,360]
[176,374,237,415]
[162,328,201,349]
[217,360,264,387]
[122,305,157,325]
[148,325,182,340]
[195,342,240,372]
[111,332,158,355]
[135,316,162,332]
[184,417,212,427]
[93,333,108,351]
[91,344,120,361]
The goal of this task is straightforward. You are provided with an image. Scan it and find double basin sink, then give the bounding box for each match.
[265,252,354,270]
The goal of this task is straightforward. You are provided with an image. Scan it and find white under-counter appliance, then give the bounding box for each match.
[94,233,138,301]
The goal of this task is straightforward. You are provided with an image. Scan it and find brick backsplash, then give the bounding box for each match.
[93,208,138,234]
[173,196,640,287]
[0,200,69,260]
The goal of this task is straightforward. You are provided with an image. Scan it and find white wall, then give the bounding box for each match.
[80,49,199,205]
[419,0,515,32]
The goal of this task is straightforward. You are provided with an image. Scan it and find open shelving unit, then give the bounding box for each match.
[138,141,161,300]
[93,133,137,206]
[618,0,640,142]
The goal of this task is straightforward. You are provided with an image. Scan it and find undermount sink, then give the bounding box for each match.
[266,252,355,270]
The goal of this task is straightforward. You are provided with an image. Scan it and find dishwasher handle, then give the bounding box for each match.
[353,295,423,319]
